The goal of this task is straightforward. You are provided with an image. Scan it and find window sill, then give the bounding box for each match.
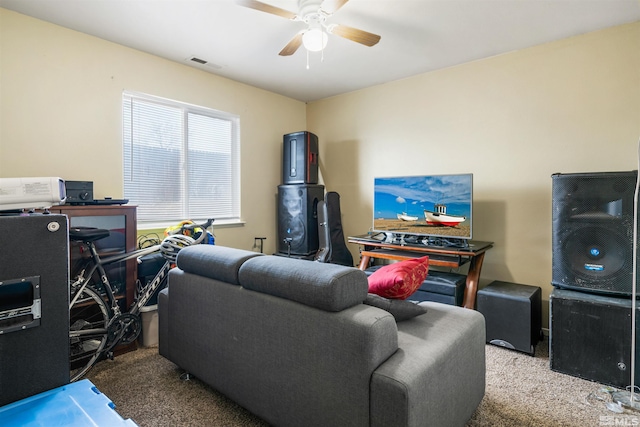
[137,218,245,232]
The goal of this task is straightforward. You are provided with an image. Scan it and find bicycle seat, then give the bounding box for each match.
[69,226,110,242]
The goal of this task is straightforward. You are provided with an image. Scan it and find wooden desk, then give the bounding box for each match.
[348,234,493,309]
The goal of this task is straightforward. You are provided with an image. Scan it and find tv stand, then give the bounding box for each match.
[348,234,493,309]
[370,231,472,250]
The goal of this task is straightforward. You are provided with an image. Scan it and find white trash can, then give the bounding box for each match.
[139,305,159,347]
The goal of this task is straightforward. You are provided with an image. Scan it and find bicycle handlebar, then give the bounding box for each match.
[183,218,214,232]
[167,218,215,245]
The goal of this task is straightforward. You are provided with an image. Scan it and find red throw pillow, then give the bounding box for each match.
[367,256,429,300]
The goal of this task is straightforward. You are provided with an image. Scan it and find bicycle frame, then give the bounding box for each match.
[69,243,160,314]
[131,258,172,315]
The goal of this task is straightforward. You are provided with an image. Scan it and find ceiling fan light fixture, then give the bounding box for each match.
[302,28,328,52]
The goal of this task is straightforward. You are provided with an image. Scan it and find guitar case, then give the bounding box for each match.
[322,191,354,267]
[315,200,331,263]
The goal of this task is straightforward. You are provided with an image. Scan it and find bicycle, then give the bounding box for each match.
[68,218,214,382]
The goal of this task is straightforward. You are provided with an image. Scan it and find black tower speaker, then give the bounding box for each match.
[283,131,319,185]
[551,171,638,296]
[277,184,324,256]
[550,288,640,388]
[476,281,542,355]
[0,214,70,406]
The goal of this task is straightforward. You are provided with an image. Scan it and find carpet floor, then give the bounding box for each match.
[86,337,638,426]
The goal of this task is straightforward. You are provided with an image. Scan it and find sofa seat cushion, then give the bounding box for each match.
[370,302,486,427]
[176,245,263,285]
[238,255,368,312]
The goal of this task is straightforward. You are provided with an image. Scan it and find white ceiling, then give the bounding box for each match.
[1,0,639,102]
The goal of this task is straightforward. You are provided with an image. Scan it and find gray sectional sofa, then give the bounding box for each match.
[158,245,486,427]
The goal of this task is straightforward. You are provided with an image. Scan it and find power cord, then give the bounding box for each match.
[137,233,161,249]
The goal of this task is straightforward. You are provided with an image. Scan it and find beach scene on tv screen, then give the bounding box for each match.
[374,174,472,238]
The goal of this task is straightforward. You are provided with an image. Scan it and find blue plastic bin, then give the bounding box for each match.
[0,379,137,427]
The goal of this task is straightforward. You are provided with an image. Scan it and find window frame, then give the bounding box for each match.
[122,91,241,229]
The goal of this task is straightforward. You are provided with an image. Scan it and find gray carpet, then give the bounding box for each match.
[87,337,637,426]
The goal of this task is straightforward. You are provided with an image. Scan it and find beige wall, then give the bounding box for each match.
[0,8,306,254]
[307,22,640,326]
[2,8,640,326]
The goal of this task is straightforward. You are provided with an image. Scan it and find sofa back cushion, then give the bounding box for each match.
[239,255,368,312]
[176,245,263,285]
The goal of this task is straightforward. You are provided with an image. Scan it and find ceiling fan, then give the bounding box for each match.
[236,0,381,56]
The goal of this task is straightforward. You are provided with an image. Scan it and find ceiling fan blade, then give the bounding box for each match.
[322,0,349,14]
[236,0,297,20]
[329,24,381,47]
[279,33,303,56]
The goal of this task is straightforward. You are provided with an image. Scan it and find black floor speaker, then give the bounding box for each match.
[283,131,319,185]
[277,184,324,256]
[0,214,70,406]
[550,288,640,388]
[551,170,638,296]
[476,281,542,355]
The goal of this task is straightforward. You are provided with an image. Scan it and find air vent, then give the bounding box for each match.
[190,56,207,65]
[186,56,223,70]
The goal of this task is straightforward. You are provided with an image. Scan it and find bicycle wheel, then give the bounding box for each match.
[69,284,110,382]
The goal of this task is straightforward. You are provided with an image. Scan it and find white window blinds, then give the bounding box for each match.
[123,92,240,223]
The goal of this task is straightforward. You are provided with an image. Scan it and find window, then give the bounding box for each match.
[123,92,240,225]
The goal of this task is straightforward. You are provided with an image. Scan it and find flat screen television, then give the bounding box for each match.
[373,173,473,244]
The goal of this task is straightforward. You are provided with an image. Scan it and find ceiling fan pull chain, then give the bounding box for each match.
[306,49,310,70]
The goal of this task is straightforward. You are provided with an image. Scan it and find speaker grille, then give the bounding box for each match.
[0,215,70,405]
[551,171,638,296]
[277,185,324,255]
[550,288,640,388]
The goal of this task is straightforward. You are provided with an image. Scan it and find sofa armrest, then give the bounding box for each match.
[370,302,486,427]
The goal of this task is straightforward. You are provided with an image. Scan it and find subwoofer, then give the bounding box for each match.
[0,214,70,406]
[277,184,324,256]
[477,281,542,355]
[551,171,638,296]
[550,288,640,388]
[282,131,319,185]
